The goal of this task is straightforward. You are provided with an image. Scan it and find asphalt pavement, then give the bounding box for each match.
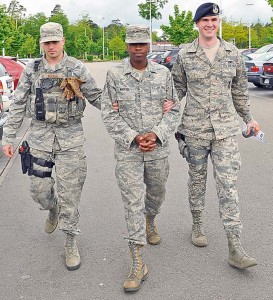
[0,62,273,300]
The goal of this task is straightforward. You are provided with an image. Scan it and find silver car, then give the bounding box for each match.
[245,52,273,88]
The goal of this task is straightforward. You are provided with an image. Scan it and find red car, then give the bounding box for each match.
[0,57,24,89]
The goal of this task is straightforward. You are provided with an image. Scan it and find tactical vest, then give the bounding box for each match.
[29,57,86,125]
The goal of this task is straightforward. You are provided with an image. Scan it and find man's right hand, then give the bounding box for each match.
[3,144,14,158]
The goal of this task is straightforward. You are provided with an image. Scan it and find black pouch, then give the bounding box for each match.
[45,97,57,123]
[35,88,45,121]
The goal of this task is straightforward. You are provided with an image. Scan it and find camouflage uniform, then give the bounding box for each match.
[172,38,252,235]
[0,94,2,113]
[2,52,101,235]
[101,58,181,244]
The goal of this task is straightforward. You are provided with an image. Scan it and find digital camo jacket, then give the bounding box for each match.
[2,52,101,151]
[172,38,253,140]
[101,58,181,161]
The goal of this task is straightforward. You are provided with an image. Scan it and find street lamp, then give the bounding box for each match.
[148,0,156,53]
[84,27,87,60]
[102,17,105,61]
[102,26,105,60]
[106,32,109,57]
[219,0,222,38]
[246,3,254,49]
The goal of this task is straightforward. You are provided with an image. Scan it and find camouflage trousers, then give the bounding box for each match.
[29,139,87,235]
[184,136,242,235]
[115,158,170,245]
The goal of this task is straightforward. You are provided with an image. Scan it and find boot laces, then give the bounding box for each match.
[233,236,248,257]
[192,211,205,236]
[193,224,205,236]
[148,216,156,233]
[66,235,76,255]
[129,243,140,277]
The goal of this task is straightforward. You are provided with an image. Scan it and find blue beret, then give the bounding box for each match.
[193,2,220,22]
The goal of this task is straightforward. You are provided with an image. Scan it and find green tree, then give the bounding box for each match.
[222,20,248,49]
[19,34,37,57]
[160,5,198,46]
[109,36,126,59]
[66,22,92,59]
[266,0,273,8]
[49,4,69,34]
[5,29,25,56]
[138,0,168,20]
[7,0,26,29]
[21,13,47,39]
[105,19,126,41]
[0,4,13,53]
[152,31,159,42]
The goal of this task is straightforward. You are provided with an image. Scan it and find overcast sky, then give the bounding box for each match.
[0,0,272,31]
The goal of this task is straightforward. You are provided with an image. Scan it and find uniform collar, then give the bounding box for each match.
[123,57,157,76]
[186,37,235,63]
[187,37,234,53]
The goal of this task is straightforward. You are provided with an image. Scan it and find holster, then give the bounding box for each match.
[18,141,55,177]
[19,141,31,174]
[175,132,189,160]
[174,132,210,165]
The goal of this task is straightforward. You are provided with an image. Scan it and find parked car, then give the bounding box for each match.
[0,62,14,140]
[244,52,273,88]
[0,62,14,110]
[247,44,273,60]
[260,60,273,87]
[161,48,182,71]
[18,58,33,65]
[146,52,155,59]
[242,54,252,62]
[240,48,258,56]
[149,52,164,64]
[0,56,24,89]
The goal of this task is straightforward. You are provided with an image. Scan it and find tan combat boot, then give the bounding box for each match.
[191,210,208,247]
[64,233,81,271]
[146,215,161,245]
[123,242,148,292]
[44,204,59,234]
[228,234,257,269]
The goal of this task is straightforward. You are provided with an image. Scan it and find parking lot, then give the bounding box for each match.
[0,62,273,300]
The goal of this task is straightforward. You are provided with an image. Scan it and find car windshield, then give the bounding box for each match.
[255,45,273,54]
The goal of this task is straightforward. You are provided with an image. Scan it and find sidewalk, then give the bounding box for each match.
[0,117,30,178]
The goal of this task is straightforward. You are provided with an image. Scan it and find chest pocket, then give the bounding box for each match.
[116,92,136,120]
[186,66,210,82]
[220,60,236,81]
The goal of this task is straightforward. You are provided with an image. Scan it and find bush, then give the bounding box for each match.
[86,55,93,62]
